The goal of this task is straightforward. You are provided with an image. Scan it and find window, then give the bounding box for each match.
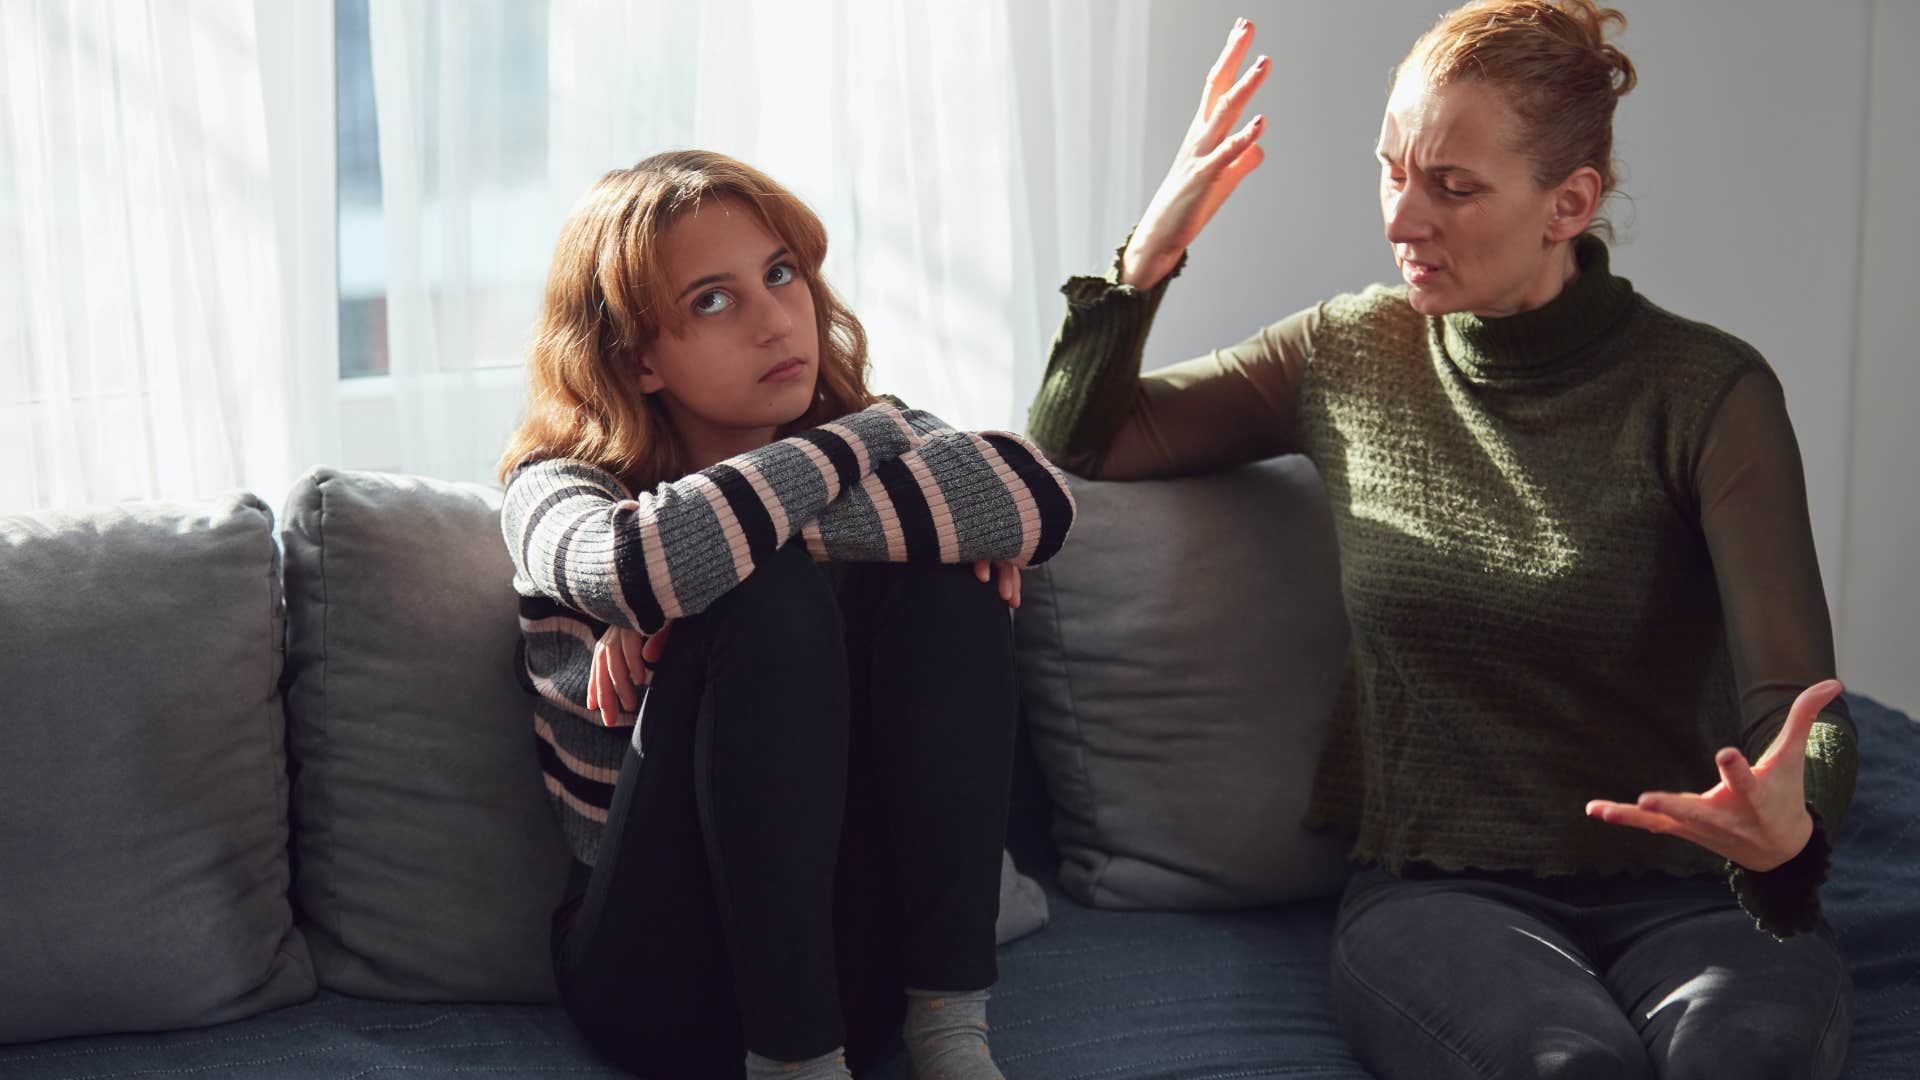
[334,0,551,380]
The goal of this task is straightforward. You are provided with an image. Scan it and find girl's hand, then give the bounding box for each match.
[584,622,672,728]
[972,559,1022,610]
[1585,679,1845,871]
[1121,18,1271,290]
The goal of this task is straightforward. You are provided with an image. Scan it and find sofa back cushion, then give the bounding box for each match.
[0,495,314,1043]
[280,468,571,1002]
[1013,456,1353,909]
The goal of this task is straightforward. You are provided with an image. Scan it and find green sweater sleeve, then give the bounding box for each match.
[1027,239,1312,481]
[1695,367,1858,935]
[1026,241,1187,477]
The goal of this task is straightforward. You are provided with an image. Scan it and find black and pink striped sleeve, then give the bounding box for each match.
[799,420,1078,568]
[501,402,921,633]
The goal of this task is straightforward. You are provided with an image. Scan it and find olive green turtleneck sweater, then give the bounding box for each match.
[1028,236,1856,934]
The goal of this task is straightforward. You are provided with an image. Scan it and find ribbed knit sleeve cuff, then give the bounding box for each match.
[1026,234,1188,471]
[1728,806,1832,939]
[1802,716,1858,837]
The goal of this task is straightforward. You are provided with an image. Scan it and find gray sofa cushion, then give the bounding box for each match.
[0,495,313,1043]
[281,468,571,1002]
[1013,457,1353,909]
[279,467,1044,1000]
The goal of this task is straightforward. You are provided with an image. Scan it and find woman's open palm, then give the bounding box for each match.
[1586,679,1844,871]
[1122,18,1271,289]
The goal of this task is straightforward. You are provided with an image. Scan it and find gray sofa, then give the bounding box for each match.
[3,461,1916,1079]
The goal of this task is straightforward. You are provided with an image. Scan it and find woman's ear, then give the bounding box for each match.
[1546,165,1602,243]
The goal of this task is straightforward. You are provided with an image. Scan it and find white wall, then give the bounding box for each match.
[1841,0,1920,710]
[1113,1,1913,704]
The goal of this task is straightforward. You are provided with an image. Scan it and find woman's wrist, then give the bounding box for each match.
[1118,240,1184,291]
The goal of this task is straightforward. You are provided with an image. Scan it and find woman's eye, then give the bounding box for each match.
[1444,187,1475,198]
[766,263,797,287]
[693,290,732,315]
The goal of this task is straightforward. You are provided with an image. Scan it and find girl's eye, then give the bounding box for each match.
[766,263,797,287]
[693,290,732,315]
[1444,187,1476,198]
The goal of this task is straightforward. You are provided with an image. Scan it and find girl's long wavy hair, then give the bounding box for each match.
[498,150,875,489]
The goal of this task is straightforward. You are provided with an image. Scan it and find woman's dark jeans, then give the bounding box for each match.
[1330,864,1853,1080]
[551,544,1017,1078]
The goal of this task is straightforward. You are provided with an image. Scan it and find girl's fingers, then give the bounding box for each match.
[641,621,672,665]
[974,559,991,584]
[604,640,637,712]
[620,629,646,686]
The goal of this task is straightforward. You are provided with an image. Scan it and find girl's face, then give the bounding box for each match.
[1376,77,1592,318]
[637,196,819,469]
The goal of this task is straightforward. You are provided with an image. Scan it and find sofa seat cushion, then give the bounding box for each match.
[0,494,313,1043]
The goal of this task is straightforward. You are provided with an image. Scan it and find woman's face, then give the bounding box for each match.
[638,196,819,468]
[1376,77,1583,318]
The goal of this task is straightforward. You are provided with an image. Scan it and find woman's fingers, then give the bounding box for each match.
[1756,678,1844,771]
[1204,113,1267,172]
[1200,18,1257,120]
[1200,54,1271,149]
[1714,747,1761,805]
[1586,799,1684,837]
[1634,790,1742,835]
[973,559,991,584]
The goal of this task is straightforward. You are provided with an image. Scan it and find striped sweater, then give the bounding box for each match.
[501,399,1077,865]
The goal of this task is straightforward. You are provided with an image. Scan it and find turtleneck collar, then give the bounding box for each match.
[1438,235,1636,381]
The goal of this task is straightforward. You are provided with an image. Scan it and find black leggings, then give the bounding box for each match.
[551,544,1018,1078]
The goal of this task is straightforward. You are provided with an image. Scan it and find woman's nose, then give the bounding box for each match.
[1384,188,1434,244]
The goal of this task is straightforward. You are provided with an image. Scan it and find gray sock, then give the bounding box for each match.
[903,988,1004,1080]
[743,1047,852,1080]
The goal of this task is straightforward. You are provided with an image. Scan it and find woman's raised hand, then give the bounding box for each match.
[1585,679,1845,871]
[585,622,672,728]
[1120,18,1271,291]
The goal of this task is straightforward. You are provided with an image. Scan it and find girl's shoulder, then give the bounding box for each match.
[503,455,631,500]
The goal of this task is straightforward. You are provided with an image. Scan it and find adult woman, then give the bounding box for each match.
[501,150,1071,1079]
[1028,3,1854,1076]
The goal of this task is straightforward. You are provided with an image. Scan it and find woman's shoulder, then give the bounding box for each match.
[1619,294,1778,405]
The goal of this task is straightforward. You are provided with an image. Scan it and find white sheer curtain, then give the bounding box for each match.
[361,0,1151,485]
[0,0,297,513]
[2,0,1149,510]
